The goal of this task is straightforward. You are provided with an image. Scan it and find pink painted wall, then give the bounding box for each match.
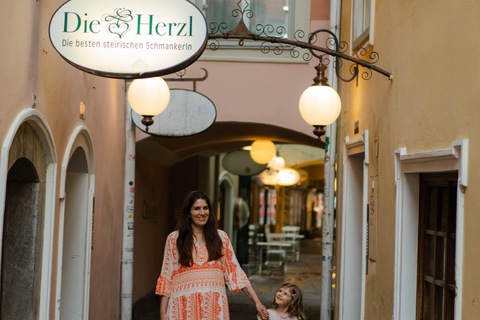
[0,1,126,318]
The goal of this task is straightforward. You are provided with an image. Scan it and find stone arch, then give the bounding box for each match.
[55,126,95,319]
[218,171,236,241]
[0,109,57,320]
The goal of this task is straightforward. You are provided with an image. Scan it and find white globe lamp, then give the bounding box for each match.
[299,64,341,139]
[267,155,286,171]
[128,77,170,131]
[250,139,276,164]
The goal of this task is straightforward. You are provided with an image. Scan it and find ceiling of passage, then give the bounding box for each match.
[136,121,325,167]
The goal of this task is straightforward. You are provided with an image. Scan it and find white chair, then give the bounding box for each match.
[263,233,288,275]
[282,226,302,262]
[282,226,300,235]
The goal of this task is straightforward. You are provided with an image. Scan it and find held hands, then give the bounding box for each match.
[256,302,269,320]
[159,310,168,320]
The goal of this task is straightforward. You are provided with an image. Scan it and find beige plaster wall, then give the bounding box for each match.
[336,0,480,318]
[1,1,126,318]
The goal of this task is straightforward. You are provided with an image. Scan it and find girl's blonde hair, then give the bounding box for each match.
[271,283,306,320]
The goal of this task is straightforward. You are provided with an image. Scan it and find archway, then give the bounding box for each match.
[0,112,57,320]
[1,157,41,319]
[56,127,95,320]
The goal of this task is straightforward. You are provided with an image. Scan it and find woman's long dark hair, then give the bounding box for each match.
[176,190,223,267]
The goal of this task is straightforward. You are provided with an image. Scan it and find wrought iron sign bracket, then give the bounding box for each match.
[163,68,209,92]
[206,1,393,84]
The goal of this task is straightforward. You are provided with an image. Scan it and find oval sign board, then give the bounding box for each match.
[49,0,208,79]
[222,150,267,176]
[131,89,216,136]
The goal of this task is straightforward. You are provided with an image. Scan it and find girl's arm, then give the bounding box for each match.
[159,295,169,320]
[242,286,269,320]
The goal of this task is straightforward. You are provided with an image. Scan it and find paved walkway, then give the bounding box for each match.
[138,238,323,320]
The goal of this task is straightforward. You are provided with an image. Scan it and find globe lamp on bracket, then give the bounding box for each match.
[127,77,171,132]
[267,154,286,172]
[299,63,341,139]
[249,139,276,164]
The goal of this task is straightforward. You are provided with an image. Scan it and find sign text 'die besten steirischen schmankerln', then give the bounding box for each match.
[49,0,208,79]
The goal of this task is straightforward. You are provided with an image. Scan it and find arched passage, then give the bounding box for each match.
[2,157,41,319]
[0,110,57,320]
[56,127,95,320]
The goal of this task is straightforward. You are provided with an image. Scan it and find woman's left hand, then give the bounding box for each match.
[255,302,269,320]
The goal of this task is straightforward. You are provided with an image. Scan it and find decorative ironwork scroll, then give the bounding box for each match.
[206,0,393,83]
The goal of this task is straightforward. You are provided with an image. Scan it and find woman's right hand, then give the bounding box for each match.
[159,295,169,320]
[255,302,269,320]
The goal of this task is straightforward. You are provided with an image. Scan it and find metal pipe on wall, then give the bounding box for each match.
[320,0,341,319]
[121,94,136,319]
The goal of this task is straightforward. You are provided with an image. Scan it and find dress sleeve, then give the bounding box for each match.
[219,230,251,294]
[155,232,176,296]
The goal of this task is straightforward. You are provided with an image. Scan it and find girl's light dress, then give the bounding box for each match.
[156,230,250,320]
[257,309,300,320]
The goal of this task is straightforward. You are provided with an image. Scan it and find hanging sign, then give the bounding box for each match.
[49,0,208,79]
[131,89,216,136]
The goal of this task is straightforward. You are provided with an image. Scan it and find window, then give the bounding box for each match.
[417,173,457,319]
[203,0,291,37]
[195,0,310,63]
[352,0,374,51]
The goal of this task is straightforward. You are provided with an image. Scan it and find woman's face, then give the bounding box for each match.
[190,199,210,229]
[275,287,293,308]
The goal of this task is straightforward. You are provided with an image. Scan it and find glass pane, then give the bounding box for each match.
[439,186,448,232]
[426,282,435,320]
[251,0,289,36]
[353,0,370,39]
[205,0,238,31]
[428,187,438,230]
[446,236,455,285]
[425,234,435,277]
[435,236,445,280]
[205,0,289,36]
[446,288,455,319]
[435,285,444,319]
[448,184,457,233]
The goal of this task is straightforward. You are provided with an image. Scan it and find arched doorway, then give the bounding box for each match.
[55,127,95,320]
[0,115,57,320]
[59,147,91,319]
[1,157,41,319]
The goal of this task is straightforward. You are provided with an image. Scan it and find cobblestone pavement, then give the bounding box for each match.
[139,238,323,320]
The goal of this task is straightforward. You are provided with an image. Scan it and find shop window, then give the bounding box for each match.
[352,0,374,50]
[417,173,457,319]
[195,0,311,63]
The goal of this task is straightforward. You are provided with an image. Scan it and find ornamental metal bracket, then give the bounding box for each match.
[163,67,209,92]
[207,0,393,84]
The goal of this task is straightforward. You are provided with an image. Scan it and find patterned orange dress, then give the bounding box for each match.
[156,230,251,320]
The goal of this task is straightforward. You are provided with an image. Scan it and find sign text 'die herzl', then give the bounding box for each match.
[49,0,208,79]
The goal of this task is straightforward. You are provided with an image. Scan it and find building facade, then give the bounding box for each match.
[335,0,478,319]
[1,0,333,319]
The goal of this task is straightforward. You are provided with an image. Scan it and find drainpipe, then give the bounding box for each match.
[320,0,341,319]
[121,91,136,319]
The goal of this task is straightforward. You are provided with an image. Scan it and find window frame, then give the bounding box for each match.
[417,173,457,319]
[392,139,467,320]
[194,0,311,63]
[351,0,375,52]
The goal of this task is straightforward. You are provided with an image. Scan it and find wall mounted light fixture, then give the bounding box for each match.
[127,77,170,131]
[207,1,393,139]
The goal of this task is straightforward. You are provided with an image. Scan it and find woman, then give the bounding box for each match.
[156,190,269,320]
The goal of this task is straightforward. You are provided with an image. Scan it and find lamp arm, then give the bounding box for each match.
[208,29,393,81]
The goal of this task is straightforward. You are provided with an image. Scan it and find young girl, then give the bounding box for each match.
[258,283,306,320]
